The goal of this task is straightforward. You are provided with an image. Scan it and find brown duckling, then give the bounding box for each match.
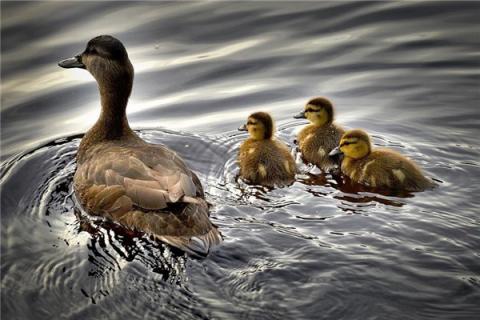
[329,129,435,192]
[58,35,220,255]
[238,112,296,186]
[294,97,345,171]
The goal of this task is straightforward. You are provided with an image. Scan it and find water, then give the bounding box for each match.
[1,1,480,319]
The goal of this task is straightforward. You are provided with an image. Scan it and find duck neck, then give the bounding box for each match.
[78,65,138,162]
[95,79,133,139]
[88,60,136,139]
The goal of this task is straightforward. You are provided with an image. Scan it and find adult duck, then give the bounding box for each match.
[59,35,220,254]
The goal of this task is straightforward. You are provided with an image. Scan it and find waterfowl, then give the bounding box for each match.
[238,112,296,186]
[294,97,345,171]
[58,35,220,254]
[329,129,434,192]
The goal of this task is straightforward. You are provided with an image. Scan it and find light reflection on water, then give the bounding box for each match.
[1,1,480,319]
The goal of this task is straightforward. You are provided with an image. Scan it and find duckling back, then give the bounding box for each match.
[239,139,295,186]
[297,123,344,170]
[342,148,434,192]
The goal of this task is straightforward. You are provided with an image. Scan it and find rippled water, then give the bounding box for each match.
[2,1,480,319]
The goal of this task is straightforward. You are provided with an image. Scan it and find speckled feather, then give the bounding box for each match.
[297,123,344,170]
[239,139,295,186]
[341,148,434,191]
[74,140,220,254]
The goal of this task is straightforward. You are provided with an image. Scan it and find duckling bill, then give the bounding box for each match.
[238,112,296,186]
[329,129,435,192]
[295,97,345,171]
[59,35,220,255]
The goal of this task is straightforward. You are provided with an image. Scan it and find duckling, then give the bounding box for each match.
[238,112,296,186]
[329,129,435,192]
[294,97,345,171]
[58,35,220,255]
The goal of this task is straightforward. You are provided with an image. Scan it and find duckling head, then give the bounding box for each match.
[238,112,274,141]
[330,129,371,160]
[294,97,334,127]
[59,35,133,95]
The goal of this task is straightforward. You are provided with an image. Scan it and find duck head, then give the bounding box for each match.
[238,112,274,141]
[59,35,136,143]
[294,97,334,127]
[329,129,372,160]
[59,35,134,98]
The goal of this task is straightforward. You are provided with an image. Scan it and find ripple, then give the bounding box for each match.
[3,1,480,319]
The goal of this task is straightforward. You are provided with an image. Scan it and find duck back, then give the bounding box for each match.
[74,140,221,255]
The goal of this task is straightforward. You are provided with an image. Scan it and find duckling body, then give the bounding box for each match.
[239,139,295,186]
[60,35,220,254]
[238,112,296,186]
[295,97,344,170]
[297,123,344,170]
[330,129,434,192]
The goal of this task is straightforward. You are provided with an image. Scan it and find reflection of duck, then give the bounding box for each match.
[59,35,220,254]
[238,112,296,186]
[294,97,345,171]
[329,129,435,192]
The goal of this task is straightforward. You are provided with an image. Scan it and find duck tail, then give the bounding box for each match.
[155,226,222,257]
[118,200,222,256]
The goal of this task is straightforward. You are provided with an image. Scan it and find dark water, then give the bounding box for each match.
[2,1,480,319]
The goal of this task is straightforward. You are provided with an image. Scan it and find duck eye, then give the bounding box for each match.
[247,121,253,125]
[86,47,97,55]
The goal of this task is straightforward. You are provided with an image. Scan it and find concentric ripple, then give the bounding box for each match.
[2,1,480,319]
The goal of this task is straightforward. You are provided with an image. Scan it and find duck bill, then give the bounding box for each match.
[238,124,247,131]
[329,146,343,157]
[294,111,306,119]
[58,55,85,69]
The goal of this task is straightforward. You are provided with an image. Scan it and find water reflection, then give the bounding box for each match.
[2,1,480,319]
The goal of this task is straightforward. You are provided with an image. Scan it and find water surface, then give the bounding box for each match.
[1,1,480,319]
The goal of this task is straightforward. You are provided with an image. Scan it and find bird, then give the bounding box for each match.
[238,112,296,186]
[294,97,345,171]
[58,35,221,255]
[329,129,435,192]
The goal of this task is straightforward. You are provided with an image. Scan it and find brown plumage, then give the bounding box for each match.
[295,97,345,171]
[238,112,296,186]
[59,35,220,255]
[330,129,435,192]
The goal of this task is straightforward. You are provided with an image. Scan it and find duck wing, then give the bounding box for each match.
[77,143,202,210]
[74,142,221,255]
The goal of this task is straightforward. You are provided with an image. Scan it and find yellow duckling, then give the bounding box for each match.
[238,112,296,186]
[329,129,435,192]
[58,35,220,254]
[294,97,345,171]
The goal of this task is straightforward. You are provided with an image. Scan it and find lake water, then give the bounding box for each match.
[1,1,480,319]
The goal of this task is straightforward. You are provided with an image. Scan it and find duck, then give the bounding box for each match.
[329,129,435,192]
[58,35,221,255]
[294,97,345,171]
[238,112,296,186]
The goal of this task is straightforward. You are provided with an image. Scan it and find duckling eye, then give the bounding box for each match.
[247,121,254,125]
[305,108,321,113]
